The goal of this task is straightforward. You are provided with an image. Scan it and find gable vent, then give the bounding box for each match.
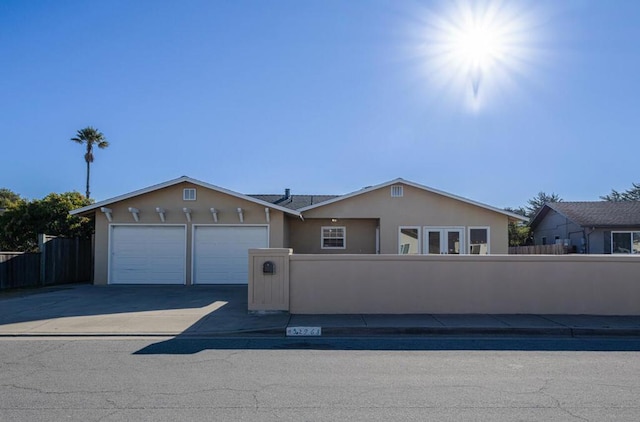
[391,185,404,197]
[183,188,196,201]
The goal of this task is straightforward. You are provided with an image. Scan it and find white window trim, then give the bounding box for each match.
[183,188,197,201]
[398,226,421,254]
[423,226,466,255]
[321,226,346,250]
[611,231,640,254]
[468,226,490,255]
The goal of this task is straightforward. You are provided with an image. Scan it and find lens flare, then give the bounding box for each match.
[414,0,541,111]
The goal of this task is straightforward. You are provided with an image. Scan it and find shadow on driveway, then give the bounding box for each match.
[0,284,289,336]
[0,284,224,321]
[4,284,640,354]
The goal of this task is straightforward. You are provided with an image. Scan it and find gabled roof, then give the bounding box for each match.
[249,194,339,210]
[297,178,528,221]
[530,201,640,228]
[70,176,301,217]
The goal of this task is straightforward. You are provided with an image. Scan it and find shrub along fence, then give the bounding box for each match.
[0,235,92,290]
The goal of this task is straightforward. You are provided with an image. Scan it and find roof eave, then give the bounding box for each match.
[582,224,640,229]
[298,177,529,221]
[69,176,300,217]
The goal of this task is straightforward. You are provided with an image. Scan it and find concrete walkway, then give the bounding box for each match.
[1,284,640,337]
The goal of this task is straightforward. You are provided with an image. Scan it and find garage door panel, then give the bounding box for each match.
[194,226,268,284]
[114,268,184,284]
[110,226,186,285]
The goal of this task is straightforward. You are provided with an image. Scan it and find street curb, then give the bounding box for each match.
[570,328,640,337]
[301,326,640,338]
[1,327,639,339]
[318,327,574,337]
[0,328,288,338]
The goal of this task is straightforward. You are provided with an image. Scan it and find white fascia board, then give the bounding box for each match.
[298,178,528,222]
[69,176,301,217]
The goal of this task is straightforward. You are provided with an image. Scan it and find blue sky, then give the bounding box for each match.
[1,0,639,209]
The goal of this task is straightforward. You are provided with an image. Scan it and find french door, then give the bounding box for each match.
[424,227,465,254]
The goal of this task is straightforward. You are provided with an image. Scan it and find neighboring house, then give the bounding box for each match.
[70,176,525,285]
[529,201,640,254]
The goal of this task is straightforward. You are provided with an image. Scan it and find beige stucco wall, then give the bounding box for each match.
[300,183,510,254]
[289,218,378,254]
[92,182,286,285]
[248,248,292,311]
[286,254,640,314]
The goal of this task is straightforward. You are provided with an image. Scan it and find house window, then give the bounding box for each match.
[541,236,547,245]
[183,188,196,201]
[611,231,640,254]
[468,227,490,254]
[399,227,420,254]
[391,185,403,197]
[322,226,346,249]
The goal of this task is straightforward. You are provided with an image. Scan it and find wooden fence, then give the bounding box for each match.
[508,244,569,255]
[0,235,92,290]
[0,253,40,290]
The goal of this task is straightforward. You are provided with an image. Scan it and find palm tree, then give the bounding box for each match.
[71,126,109,199]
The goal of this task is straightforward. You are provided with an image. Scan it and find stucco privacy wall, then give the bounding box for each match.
[248,249,291,311]
[93,182,286,285]
[300,183,510,254]
[248,250,640,314]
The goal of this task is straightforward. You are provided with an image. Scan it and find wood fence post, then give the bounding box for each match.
[38,233,46,286]
[75,237,80,282]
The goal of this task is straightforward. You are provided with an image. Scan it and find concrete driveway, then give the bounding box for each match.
[0,284,290,336]
[3,284,640,338]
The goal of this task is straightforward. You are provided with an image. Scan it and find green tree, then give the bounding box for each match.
[600,183,640,201]
[507,223,532,246]
[525,191,562,218]
[0,192,92,252]
[0,188,23,209]
[504,207,531,246]
[71,126,109,199]
[505,192,562,247]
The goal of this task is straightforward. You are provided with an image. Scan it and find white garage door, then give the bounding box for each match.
[110,225,186,285]
[193,226,268,284]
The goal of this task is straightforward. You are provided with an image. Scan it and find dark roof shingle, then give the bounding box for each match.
[545,201,640,227]
[249,194,339,210]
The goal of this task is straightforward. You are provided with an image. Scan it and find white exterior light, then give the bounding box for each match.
[210,207,218,223]
[265,207,270,223]
[237,207,244,223]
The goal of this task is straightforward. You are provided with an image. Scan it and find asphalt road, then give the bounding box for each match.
[1,336,640,421]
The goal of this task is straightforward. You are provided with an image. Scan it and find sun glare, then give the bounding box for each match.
[416,0,539,111]
[454,24,502,68]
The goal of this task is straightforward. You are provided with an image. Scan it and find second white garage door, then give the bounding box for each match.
[193,226,268,284]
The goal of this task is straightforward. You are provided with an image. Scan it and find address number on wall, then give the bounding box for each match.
[286,327,322,336]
